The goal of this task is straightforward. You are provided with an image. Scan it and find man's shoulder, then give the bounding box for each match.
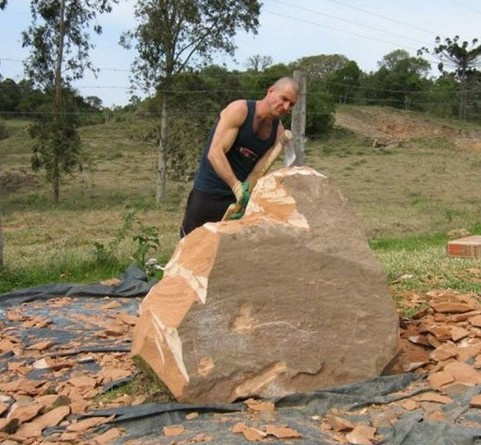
[226,99,249,112]
[220,100,249,126]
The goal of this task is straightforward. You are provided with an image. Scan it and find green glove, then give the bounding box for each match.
[240,181,250,207]
[232,181,251,207]
[230,207,246,220]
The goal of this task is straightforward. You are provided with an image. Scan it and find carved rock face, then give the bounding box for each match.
[132,167,399,403]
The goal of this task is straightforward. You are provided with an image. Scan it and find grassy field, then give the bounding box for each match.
[1,108,481,310]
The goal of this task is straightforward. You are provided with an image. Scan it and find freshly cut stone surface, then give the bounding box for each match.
[132,167,399,403]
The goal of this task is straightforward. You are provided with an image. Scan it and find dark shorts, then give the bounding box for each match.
[180,188,235,237]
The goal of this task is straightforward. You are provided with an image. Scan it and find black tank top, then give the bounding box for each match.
[194,100,279,196]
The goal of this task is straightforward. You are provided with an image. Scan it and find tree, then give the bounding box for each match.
[363,49,431,110]
[378,50,431,110]
[425,74,458,118]
[246,54,273,72]
[121,0,261,203]
[200,64,243,105]
[143,71,221,182]
[303,84,335,138]
[84,95,103,110]
[419,36,481,120]
[240,62,292,101]
[295,54,349,83]
[326,60,361,104]
[29,92,82,192]
[0,78,22,112]
[22,0,117,202]
[0,1,7,10]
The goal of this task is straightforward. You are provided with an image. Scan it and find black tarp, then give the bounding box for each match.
[2,268,481,444]
[0,263,156,308]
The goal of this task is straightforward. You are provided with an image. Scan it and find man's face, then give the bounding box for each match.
[267,85,298,118]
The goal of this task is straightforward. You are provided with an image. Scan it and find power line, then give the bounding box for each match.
[269,0,429,46]
[261,8,442,69]
[447,0,481,16]
[318,0,437,36]
[263,9,421,53]
[0,57,131,73]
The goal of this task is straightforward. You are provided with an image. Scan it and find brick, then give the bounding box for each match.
[447,236,481,258]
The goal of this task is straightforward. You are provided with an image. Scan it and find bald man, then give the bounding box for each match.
[180,77,299,237]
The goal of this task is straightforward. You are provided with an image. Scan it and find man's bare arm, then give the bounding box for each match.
[207,100,248,191]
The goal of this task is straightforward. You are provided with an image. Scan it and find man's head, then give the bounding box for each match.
[265,77,299,118]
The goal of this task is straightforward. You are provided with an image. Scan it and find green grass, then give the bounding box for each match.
[0,253,129,294]
[372,235,481,293]
[309,122,481,240]
[370,232,449,251]
[95,372,173,405]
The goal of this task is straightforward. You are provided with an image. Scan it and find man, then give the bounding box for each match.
[180,77,299,237]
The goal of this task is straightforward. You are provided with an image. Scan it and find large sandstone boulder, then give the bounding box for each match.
[132,167,399,403]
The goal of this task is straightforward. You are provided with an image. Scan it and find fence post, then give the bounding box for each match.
[291,70,307,166]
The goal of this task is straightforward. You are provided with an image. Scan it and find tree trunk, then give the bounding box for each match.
[0,209,4,268]
[457,65,468,121]
[156,91,168,203]
[343,86,349,104]
[52,0,66,203]
[53,159,60,203]
[459,80,467,121]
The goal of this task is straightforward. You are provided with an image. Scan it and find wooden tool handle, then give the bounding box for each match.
[221,130,293,221]
[222,202,242,222]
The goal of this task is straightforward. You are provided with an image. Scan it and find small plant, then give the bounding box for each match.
[92,241,115,264]
[132,224,160,268]
[92,207,137,264]
[91,208,162,274]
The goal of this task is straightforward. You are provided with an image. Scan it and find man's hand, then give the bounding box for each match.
[232,181,250,207]
[230,208,246,220]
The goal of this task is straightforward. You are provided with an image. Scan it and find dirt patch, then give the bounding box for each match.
[335,106,481,150]
[0,168,40,194]
[456,138,481,152]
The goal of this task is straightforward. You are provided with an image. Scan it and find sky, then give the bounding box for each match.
[1,0,480,108]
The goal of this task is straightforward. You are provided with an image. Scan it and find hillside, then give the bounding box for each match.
[335,105,481,151]
[303,106,481,240]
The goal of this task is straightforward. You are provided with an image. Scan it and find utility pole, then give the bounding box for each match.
[291,70,307,166]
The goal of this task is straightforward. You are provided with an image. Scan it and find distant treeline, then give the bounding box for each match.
[0,78,105,126]
[2,50,481,136]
